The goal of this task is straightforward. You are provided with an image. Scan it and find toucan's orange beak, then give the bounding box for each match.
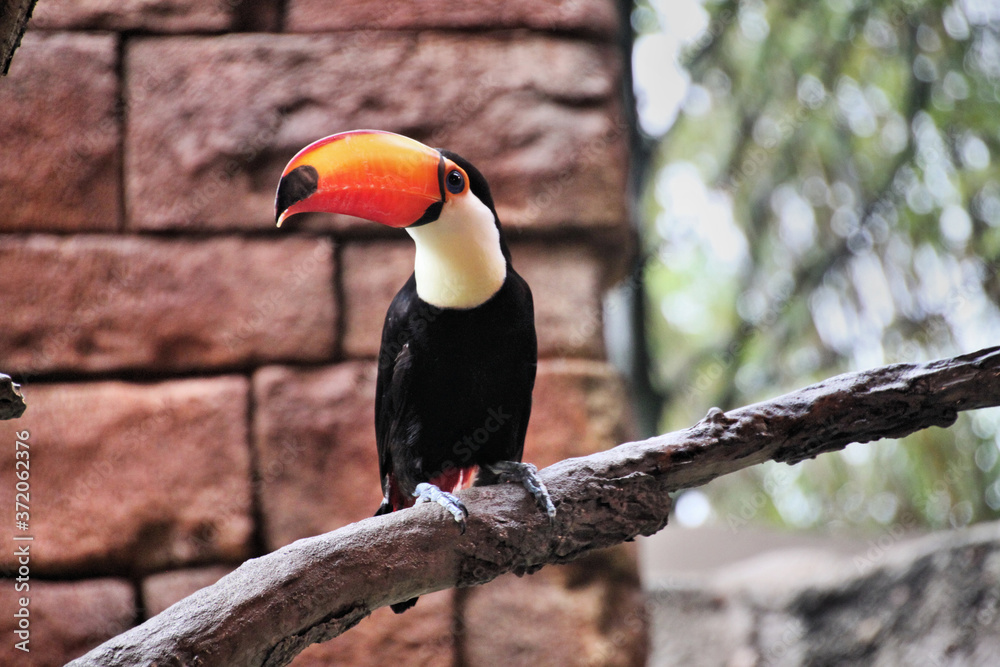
[275,130,445,228]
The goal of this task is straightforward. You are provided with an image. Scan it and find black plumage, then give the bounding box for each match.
[372,154,537,614]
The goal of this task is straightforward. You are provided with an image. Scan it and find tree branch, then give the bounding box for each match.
[69,346,1000,667]
[0,373,26,420]
[1,0,38,76]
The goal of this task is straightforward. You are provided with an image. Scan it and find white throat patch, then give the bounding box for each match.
[406,192,507,309]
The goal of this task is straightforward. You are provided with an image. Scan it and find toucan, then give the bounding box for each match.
[274,130,555,613]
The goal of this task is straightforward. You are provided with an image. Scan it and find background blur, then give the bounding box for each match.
[629,0,1000,536]
[629,3,1000,662]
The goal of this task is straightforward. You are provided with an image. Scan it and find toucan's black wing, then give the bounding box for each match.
[374,275,423,512]
[375,267,537,512]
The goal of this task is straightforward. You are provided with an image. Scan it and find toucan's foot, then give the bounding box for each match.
[481,461,556,523]
[413,482,468,533]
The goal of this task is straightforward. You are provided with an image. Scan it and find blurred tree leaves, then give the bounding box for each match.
[634,0,1000,532]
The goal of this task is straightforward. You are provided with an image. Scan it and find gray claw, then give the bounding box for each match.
[414,482,468,533]
[483,461,557,524]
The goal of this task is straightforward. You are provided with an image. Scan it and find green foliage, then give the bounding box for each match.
[636,0,1000,532]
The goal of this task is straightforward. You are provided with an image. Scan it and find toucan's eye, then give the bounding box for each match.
[446,169,465,194]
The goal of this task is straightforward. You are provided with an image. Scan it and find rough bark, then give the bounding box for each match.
[1,0,38,75]
[68,346,1000,666]
[0,373,26,420]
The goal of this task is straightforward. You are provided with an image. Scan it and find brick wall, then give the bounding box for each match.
[0,2,643,664]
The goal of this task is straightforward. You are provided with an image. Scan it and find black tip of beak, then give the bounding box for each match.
[275,165,319,225]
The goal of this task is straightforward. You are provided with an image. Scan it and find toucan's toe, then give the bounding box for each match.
[414,482,468,533]
[480,460,556,524]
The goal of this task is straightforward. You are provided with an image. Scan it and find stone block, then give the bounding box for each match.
[0,377,252,574]
[0,32,119,231]
[291,590,455,667]
[142,565,235,617]
[339,241,415,359]
[0,578,135,666]
[285,0,619,37]
[461,548,646,667]
[124,33,626,232]
[30,0,279,32]
[516,243,607,359]
[0,235,335,376]
[253,362,382,550]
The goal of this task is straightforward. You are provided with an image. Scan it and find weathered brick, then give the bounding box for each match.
[252,360,631,548]
[0,378,252,574]
[340,241,415,359]
[0,32,119,232]
[461,548,646,667]
[340,241,607,360]
[253,362,382,550]
[29,0,277,32]
[0,235,335,376]
[291,590,455,667]
[125,33,626,232]
[0,578,135,666]
[516,243,607,359]
[142,566,235,617]
[285,0,619,38]
[526,359,635,469]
